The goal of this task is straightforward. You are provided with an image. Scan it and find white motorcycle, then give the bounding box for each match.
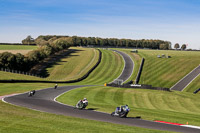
[75,98,88,109]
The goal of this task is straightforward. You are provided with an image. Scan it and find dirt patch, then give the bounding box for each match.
[0,50,32,55]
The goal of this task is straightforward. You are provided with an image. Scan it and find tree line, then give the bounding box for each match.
[0,35,172,72]
[0,37,71,72]
[22,35,172,50]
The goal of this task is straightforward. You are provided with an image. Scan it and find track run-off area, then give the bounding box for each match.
[2,49,200,133]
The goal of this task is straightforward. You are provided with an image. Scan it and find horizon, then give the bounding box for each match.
[0,0,200,49]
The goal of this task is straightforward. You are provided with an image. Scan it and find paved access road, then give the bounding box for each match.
[3,85,200,133]
[170,65,200,91]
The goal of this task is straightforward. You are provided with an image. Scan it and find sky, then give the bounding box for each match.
[0,0,200,49]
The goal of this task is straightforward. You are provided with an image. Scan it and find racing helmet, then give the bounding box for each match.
[83,98,87,100]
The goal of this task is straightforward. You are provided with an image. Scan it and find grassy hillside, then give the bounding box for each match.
[136,49,200,88]
[0,71,41,80]
[0,48,124,84]
[0,47,100,81]
[45,47,99,81]
[184,74,200,93]
[57,86,200,126]
[78,49,124,85]
[0,84,170,133]
[1,48,200,132]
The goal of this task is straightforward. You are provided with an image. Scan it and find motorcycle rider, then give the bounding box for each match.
[28,90,36,97]
[115,104,129,114]
[76,98,88,109]
[82,98,88,105]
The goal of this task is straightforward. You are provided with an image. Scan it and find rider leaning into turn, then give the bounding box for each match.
[115,104,129,113]
[77,98,88,107]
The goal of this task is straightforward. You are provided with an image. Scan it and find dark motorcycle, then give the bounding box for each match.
[28,90,36,97]
[111,105,130,118]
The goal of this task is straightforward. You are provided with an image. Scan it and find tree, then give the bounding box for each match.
[22,35,35,45]
[181,44,187,50]
[174,43,180,50]
[159,44,169,50]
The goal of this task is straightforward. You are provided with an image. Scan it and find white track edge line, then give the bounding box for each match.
[181,72,200,92]
[181,125,200,129]
[53,87,109,115]
[110,50,134,84]
[170,65,200,90]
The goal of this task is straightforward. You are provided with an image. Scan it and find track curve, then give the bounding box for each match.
[3,85,200,133]
[2,50,200,133]
[111,50,134,83]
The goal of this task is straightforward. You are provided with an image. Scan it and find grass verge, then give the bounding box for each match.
[135,49,200,88]
[57,86,200,126]
[0,83,171,133]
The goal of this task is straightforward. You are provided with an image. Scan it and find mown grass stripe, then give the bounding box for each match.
[58,86,200,126]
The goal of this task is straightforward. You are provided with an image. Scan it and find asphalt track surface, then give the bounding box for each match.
[3,86,200,133]
[2,51,200,133]
[170,65,200,91]
[111,50,134,83]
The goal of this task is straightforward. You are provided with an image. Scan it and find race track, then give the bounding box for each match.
[111,50,134,83]
[3,85,200,133]
[170,65,200,91]
[2,50,200,133]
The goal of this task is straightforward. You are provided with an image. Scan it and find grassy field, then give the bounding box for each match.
[1,47,200,132]
[57,86,200,126]
[46,47,99,81]
[0,45,37,50]
[0,71,42,80]
[0,47,100,81]
[0,48,124,84]
[133,49,200,89]
[0,84,171,133]
[0,45,38,54]
[78,49,124,85]
[184,74,200,93]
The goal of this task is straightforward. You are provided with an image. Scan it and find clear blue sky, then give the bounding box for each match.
[0,0,200,49]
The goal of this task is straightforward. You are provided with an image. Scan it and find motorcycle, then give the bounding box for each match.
[28,90,36,97]
[75,99,88,109]
[111,105,130,118]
